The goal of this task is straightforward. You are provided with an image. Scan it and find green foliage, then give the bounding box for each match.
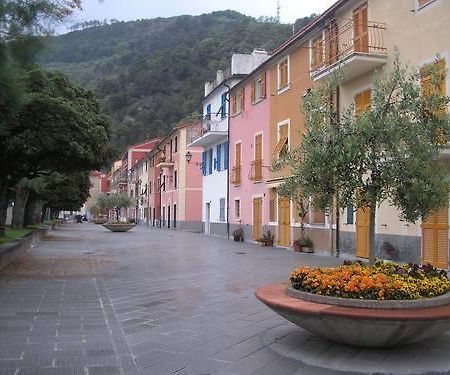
[40,171,91,212]
[38,11,314,151]
[98,193,134,222]
[0,227,31,245]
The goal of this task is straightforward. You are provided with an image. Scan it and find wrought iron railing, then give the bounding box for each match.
[311,19,387,72]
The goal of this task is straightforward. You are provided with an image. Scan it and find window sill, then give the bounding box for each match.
[251,98,265,106]
[277,83,291,95]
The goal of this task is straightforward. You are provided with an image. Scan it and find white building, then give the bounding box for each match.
[189,50,269,237]
[129,156,150,225]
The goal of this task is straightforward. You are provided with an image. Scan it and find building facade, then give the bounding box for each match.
[189,50,269,238]
[304,0,450,266]
[153,122,203,232]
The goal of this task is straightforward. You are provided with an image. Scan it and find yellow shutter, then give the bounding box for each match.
[253,198,262,240]
[356,206,370,258]
[422,208,449,269]
[355,90,371,116]
[353,3,368,53]
[235,143,241,165]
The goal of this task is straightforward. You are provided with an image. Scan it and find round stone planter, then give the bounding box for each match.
[255,283,450,348]
[92,218,108,224]
[102,223,136,232]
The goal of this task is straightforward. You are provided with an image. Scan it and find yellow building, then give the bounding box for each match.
[305,0,450,267]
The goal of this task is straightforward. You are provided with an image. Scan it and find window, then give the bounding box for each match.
[252,134,263,182]
[202,151,207,176]
[235,199,241,220]
[269,189,277,222]
[273,122,289,158]
[353,3,368,53]
[347,205,354,224]
[208,148,213,175]
[149,180,152,195]
[145,160,148,172]
[173,204,177,228]
[251,73,266,103]
[311,34,324,70]
[223,141,229,170]
[220,93,227,119]
[174,137,178,153]
[278,57,289,90]
[163,175,166,192]
[355,89,371,115]
[216,144,222,172]
[231,88,245,115]
[174,170,178,189]
[421,59,447,143]
[206,104,212,120]
[231,143,242,185]
[219,198,226,222]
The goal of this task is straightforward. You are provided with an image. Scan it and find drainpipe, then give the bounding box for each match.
[224,83,231,240]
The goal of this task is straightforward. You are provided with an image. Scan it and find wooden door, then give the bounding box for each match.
[356,206,370,258]
[253,198,263,241]
[422,207,449,269]
[278,197,291,247]
[353,3,368,53]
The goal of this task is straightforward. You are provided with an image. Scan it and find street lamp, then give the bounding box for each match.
[185,151,192,163]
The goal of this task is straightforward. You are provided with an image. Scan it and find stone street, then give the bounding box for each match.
[0,224,449,375]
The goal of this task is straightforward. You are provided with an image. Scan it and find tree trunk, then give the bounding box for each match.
[25,199,44,226]
[12,185,30,230]
[0,182,9,237]
[369,203,377,265]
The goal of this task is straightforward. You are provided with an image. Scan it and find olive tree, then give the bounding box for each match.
[274,55,450,264]
[97,194,133,222]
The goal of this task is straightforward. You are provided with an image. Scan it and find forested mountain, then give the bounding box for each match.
[39,11,315,152]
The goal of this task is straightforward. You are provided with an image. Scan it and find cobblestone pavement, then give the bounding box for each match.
[0,224,449,375]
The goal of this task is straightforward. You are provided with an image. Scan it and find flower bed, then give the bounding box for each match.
[290,261,450,300]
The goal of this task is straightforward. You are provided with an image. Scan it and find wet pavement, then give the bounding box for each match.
[0,223,449,375]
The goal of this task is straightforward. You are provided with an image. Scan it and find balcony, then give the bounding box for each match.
[310,19,387,82]
[249,160,263,182]
[231,165,241,186]
[188,117,228,148]
[156,155,174,170]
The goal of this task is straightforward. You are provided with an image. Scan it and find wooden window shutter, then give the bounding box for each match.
[353,3,368,53]
[355,89,371,116]
[241,88,245,111]
[261,73,266,98]
[231,94,237,115]
[251,80,256,103]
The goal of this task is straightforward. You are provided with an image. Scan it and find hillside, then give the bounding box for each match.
[39,11,315,152]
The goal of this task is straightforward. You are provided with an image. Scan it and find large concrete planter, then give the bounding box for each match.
[102,223,136,232]
[91,218,108,224]
[256,283,450,348]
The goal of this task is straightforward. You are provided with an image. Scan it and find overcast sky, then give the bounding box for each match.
[60,0,337,32]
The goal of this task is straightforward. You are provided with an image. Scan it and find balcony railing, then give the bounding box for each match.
[249,159,263,182]
[311,19,387,73]
[188,117,228,146]
[231,165,241,186]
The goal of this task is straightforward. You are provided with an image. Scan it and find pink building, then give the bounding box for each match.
[149,122,203,231]
[229,65,272,242]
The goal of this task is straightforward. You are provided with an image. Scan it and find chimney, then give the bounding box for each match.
[216,70,224,84]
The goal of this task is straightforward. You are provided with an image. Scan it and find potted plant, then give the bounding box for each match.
[257,229,274,247]
[293,236,314,253]
[232,227,244,242]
